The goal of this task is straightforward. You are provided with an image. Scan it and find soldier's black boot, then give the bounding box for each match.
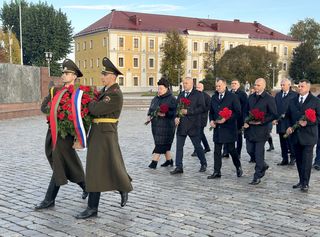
[75,192,100,219]
[77,181,88,199]
[35,176,60,210]
[120,191,128,207]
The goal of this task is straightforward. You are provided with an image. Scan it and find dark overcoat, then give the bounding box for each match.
[148,91,176,145]
[209,90,241,143]
[200,91,211,128]
[286,93,320,146]
[41,87,85,186]
[176,88,205,137]
[86,83,133,192]
[244,91,277,142]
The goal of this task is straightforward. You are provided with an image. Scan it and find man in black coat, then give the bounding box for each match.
[244,78,277,185]
[207,79,243,179]
[191,82,211,156]
[170,77,207,174]
[285,79,320,192]
[274,78,297,165]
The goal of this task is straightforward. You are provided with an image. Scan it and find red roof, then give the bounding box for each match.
[75,10,297,41]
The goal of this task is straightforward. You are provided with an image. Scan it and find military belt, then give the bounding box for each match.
[93,118,119,124]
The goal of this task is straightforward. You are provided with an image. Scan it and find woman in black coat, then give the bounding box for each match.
[146,78,177,169]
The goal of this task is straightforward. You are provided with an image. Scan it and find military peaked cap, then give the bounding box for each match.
[102,57,123,76]
[62,59,83,77]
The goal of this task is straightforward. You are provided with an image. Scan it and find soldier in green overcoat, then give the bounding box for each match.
[35,59,88,210]
[75,57,133,219]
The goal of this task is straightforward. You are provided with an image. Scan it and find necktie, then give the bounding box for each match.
[282,92,287,98]
[219,94,223,100]
[185,92,189,97]
[299,97,303,104]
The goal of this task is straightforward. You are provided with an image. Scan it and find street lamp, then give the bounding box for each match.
[5,25,13,64]
[45,51,53,77]
[210,38,221,80]
[270,64,277,89]
[175,64,182,92]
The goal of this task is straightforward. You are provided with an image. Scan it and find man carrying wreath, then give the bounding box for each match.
[207,78,242,179]
[285,79,320,192]
[244,78,277,185]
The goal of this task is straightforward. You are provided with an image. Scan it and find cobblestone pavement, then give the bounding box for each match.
[1,108,320,237]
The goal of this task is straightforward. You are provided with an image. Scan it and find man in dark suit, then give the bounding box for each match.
[313,94,320,171]
[244,78,277,185]
[191,82,211,156]
[274,78,297,165]
[207,79,243,179]
[285,79,320,192]
[170,77,207,174]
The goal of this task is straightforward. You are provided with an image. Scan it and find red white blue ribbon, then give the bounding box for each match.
[71,88,87,148]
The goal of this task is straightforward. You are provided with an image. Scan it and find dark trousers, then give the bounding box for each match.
[246,140,268,180]
[314,137,320,166]
[214,142,241,173]
[175,134,207,169]
[223,133,243,156]
[200,127,210,150]
[279,133,296,162]
[294,143,314,186]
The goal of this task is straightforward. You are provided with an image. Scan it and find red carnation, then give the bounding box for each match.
[67,113,73,121]
[82,107,89,115]
[62,103,69,111]
[47,101,52,107]
[79,85,91,92]
[68,85,74,94]
[57,112,65,120]
[159,104,169,114]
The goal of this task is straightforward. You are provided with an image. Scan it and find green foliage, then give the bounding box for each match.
[0,30,21,64]
[201,72,215,91]
[215,45,278,89]
[0,0,73,76]
[160,30,187,86]
[289,18,320,48]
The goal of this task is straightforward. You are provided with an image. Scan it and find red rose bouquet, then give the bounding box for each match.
[241,108,265,131]
[209,107,233,131]
[284,108,317,138]
[176,98,191,118]
[145,103,170,125]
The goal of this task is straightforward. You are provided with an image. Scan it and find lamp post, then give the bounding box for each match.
[210,38,221,80]
[270,64,277,89]
[18,0,23,65]
[45,51,53,77]
[175,64,182,92]
[5,25,13,64]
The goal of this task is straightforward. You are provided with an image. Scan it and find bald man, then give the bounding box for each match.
[274,78,298,166]
[244,78,277,185]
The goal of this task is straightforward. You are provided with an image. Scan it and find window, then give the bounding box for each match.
[149,39,155,49]
[229,44,234,49]
[78,60,81,68]
[273,46,277,53]
[90,78,93,86]
[83,60,87,68]
[149,58,154,68]
[118,57,124,67]
[193,42,198,52]
[89,40,93,49]
[133,76,139,86]
[118,76,124,86]
[148,77,154,86]
[193,60,198,69]
[119,37,124,47]
[90,59,93,68]
[83,41,86,50]
[134,38,139,48]
[103,37,107,47]
[204,43,209,52]
[133,57,139,68]
[193,78,197,85]
[284,46,288,56]
[96,58,100,67]
[77,43,80,51]
[283,62,287,71]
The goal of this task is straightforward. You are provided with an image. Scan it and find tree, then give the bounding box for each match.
[289,18,320,48]
[0,29,21,64]
[215,45,278,89]
[160,30,187,86]
[0,0,73,76]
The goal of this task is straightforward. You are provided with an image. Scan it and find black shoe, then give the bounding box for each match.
[249,179,261,185]
[120,191,128,207]
[170,168,183,174]
[191,152,197,157]
[222,153,230,158]
[199,165,207,172]
[313,164,320,171]
[289,159,296,166]
[207,173,221,179]
[236,167,243,177]
[161,159,173,167]
[263,164,269,171]
[75,208,97,219]
[292,183,302,189]
[82,191,88,200]
[301,185,309,192]
[35,200,55,210]
[249,159,256,163]
[266,146,274,152]
[204,148,211,153]
[277,160,289,166]
[148,160,158,169]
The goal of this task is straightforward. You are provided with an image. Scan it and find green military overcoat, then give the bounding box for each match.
[41,87,85,186]
[86,83,133,192]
